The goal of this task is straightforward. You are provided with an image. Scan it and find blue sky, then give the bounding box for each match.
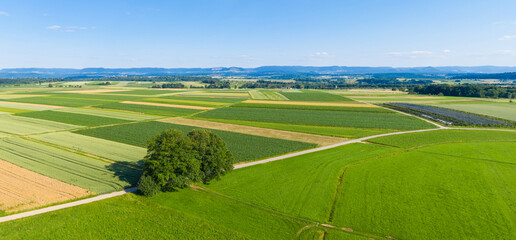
[0,0,515,68]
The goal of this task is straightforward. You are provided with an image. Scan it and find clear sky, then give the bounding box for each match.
[0,0,515,68]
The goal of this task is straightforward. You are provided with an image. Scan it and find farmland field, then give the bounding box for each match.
[0,114,79,135]
[54,107,159,121]
[75,121,316,162]
[6,96,112,107]
[16,110,131,127]
[195,107,435,130]
[280,90,352,102]
[95,102,202,116]
[429,101,516,121]
[0,137,140,193]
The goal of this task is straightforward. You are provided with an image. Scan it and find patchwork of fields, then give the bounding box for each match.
[0,86,514,239]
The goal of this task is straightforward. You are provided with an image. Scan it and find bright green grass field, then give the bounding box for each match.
[430,102,516,121]
[0,106,32,114]
[31,132,147,166]
[55,107,159,121]
[162,95,248,103]
[0,114,79,135]
[0,137,140,193]
[195,118,394,139]
[368,129,516,148]
[75,121,316,163]
[280,90,353,102]
[195,107,435,130]
[333,141,516,239]
[16,110,131,127]
[108,89,185,95]
[96,102,201,117]
[7,96,112,107]
[46,93,146,101]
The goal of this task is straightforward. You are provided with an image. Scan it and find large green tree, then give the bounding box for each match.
[188,129,234,183]
[141,129,234,191]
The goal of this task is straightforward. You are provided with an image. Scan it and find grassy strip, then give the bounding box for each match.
[55,107,159,121]
[195,107,435,130]
[0,114,79,135]
[0,106,32,114]
[75,121,316,163]
[7,96,110,107]
[141,97,235,107]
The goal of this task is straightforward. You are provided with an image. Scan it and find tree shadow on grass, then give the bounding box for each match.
[105,163,143,188]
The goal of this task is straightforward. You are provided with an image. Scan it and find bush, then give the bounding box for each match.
[138,174,161,197]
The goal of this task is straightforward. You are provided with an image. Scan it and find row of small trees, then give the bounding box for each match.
[138,129,234,196]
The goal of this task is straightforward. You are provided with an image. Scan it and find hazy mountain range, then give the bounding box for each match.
[1,66,516,78]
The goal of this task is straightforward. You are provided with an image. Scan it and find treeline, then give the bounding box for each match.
[240,79,432,89]
[452,72,516,80]
[411,84,516,98]
[88,76,215,82]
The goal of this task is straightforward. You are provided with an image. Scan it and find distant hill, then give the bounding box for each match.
[451,72,516,80]
[1,66,516,78]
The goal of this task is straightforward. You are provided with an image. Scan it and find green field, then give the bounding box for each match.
[75,121,316,163]
[430,102,516,121]
[333,141,516,239]
[0,101,57,111]
[233,102,392,113]
[368,129,516,148]
[55,107,159,121]
[31,132,147,166]
[196,118,394,138]
[7,96,112,107]
[0,114,79,135]
[0,137,140,193]
[0,106,32,114]
[141,97,236,107]
[16,110,131,127]
[249,90,287,100]
[280,90,352,102]
[96,102,201,117]
[108,89,185,95]
[195,107,435,130]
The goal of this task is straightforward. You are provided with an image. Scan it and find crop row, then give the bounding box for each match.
[384,103,512,127]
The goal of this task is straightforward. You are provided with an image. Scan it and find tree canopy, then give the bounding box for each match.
[141,129,234,192]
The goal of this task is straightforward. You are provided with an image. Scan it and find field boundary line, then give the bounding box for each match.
[0,188,137,223]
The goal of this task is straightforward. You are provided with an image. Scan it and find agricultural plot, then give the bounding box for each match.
[0,160,91,213]
[0,106,32,114]
[96,102,201,117]
[141,97,235,107]
[0,137,140,193]
[385,102,511,126]
[75,121,316,163]
[280,90,352,102]
[368,129,516,148]
[0,114,79,135]
[207,143,399,222]
[248,90,287,100]
[120,101,214,110]
[107,89,185,95]
[235,101,389,112]
[161,95,246,103]
[55,107,159,121]
[0,101,61,111]
[430,102,516,121]
[333,141,516,240]
[195,107,435,130]
[158,117,345,146]
[16,110,131,127]
[179,91,249,98]
[48,93,146,101]
[30,132,147,166]
[6,96,111,107]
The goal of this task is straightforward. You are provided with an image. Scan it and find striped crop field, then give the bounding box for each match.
[0,137,141,193]
[16,110,132,127]
[0,114,79,135]
[30,132,147,166]
[55,107,159,121]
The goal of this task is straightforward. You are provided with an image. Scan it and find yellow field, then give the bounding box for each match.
[0,160,92,213]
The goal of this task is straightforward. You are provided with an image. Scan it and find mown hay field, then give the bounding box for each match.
[195,107,435,130]
[0,137,140,193]
[75,121,316,163]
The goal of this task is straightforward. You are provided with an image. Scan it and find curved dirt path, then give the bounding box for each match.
[1,124,514,223]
